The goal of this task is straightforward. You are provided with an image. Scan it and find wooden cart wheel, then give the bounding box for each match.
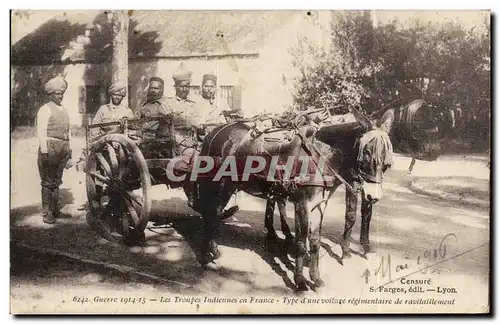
[85,134,151,245]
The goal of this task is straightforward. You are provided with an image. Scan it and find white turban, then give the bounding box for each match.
[44,76,68,94]
[109,81,127,96]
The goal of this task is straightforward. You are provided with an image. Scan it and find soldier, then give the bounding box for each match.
[165,70,200,208]
[139,77,173,138]
[36,76,73,224]
[91,81,134,138]
[196,73,232,125]
[162,70,239,218]
[195,73,240,218]
[138,72,199,207]
[76,82,134,172]
[139,76,171,118]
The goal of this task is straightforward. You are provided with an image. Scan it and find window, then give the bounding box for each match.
[188,85,238,110]
[220,86,234,109]
[189,85,201,97]
[78,85,102,115]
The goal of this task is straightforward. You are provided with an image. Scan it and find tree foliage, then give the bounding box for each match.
[290,11,490,150]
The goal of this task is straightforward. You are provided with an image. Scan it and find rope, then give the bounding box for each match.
[294,127,357,194]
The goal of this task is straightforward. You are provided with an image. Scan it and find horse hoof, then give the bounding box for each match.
[199,253,213,265]
[296,282,308,292]
[313,278,325,288]
[208,242,221,260]
[212,249,221,260]
[294,276,308,292]
[362,244,372,255]
[342,251,352,260]
[202,261,220,271]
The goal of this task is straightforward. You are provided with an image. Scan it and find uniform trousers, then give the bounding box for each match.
[37,138,71,218]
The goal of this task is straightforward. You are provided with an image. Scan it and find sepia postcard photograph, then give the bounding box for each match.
[9,8,491,315]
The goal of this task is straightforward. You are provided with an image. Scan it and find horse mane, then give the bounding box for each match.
[404,99,427,124]
[369,99,428,127]
[357,129,394,167]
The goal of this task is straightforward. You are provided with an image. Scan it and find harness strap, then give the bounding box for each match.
[294,128,357,195]
[310,187,335,214]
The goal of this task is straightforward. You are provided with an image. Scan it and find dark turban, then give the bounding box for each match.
[149,76,165,85]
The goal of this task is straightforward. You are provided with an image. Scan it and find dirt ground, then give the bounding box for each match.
[10,135,491,314]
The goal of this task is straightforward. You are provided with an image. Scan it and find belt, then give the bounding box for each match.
[48,136,69,142]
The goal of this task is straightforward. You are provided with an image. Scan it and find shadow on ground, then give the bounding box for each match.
[10,168,490,295]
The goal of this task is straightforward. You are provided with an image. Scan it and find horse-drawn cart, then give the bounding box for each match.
[83,115,186,245]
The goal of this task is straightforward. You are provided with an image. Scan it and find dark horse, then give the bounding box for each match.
[386,99,455,173]
[195,106,395,291]
[265,99,454,257]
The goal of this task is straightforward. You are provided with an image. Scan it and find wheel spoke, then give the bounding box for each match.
[89,171,113,187]
[121,190,143,208]
[118,158,134,182]
[95,152,113,179]
[118,144,127,169]
[123,195,140,226]
[86,135,150,243]
[106,143,119,177]
[87,173,97,198]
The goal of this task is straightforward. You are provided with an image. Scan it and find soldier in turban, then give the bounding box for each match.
[75,81,134,178]
[163,69,204,209]
[36,76,72,224]
[194,73,241,219]
[91,81,134,139]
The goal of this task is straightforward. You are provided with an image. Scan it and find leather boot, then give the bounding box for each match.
[49,187,60,219]
[42,187,56,224]
[41,187,55,224]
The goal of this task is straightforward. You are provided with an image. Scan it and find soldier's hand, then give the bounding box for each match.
[196,125,206,135]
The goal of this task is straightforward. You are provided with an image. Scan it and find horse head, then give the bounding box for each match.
[349,105,394,203]
[313,105,394,204]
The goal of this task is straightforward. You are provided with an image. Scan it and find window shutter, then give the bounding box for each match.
[232,84,242,111]
[78,86,86,114]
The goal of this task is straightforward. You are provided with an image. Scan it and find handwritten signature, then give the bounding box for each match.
[361,233,458,286]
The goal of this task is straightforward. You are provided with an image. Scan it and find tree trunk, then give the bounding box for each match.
[111,10,129,107]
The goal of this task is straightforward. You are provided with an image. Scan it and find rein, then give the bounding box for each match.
[294,126,358,195]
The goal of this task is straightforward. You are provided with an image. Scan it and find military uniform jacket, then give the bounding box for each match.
[165,96,199,149]
[138,97,174,139]
[194,96,231,125]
